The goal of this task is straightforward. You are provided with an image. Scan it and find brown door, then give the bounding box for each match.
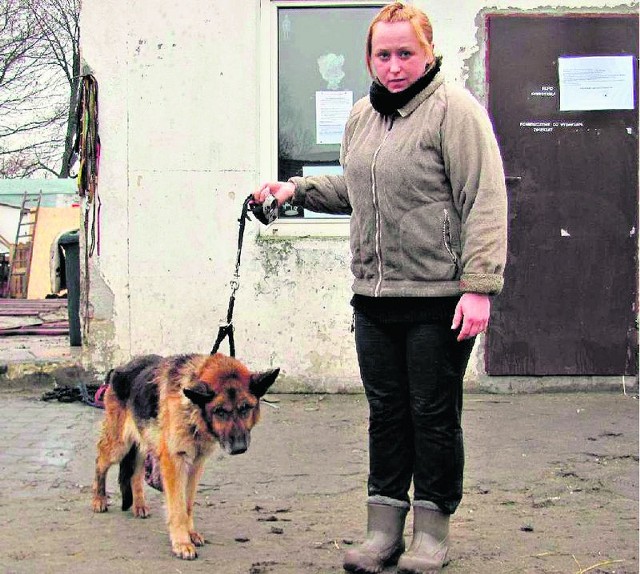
[485,14,638,375]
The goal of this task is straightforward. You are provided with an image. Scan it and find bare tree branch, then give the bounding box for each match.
[0,0,80,178]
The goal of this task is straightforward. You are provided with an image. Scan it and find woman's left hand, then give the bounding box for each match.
[452,293,491,342]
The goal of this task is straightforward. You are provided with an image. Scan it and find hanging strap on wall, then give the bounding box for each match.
[71,74,101,256]
[210,195,253,356]
[69,74,100,340]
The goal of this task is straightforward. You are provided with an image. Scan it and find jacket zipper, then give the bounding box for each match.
[442,208,460,270]
[371,116,394,297]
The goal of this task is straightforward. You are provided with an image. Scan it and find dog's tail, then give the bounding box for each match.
[118,443,138,511]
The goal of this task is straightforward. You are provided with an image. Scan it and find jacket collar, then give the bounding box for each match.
[397,71,445,118]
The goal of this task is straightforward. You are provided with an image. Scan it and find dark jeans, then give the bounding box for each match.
[354,310,474,515]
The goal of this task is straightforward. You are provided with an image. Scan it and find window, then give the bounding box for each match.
[259,1,385,237]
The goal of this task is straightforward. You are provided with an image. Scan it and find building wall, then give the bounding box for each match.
[80,0,637,391]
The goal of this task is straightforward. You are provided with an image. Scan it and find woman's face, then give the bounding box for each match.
[370,20,434,93]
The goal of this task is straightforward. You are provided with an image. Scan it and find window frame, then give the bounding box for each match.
[258,0,386,238]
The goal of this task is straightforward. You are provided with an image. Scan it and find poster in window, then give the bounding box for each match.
[316,90,353,145]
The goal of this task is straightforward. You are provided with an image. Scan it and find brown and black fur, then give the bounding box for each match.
[92,353,279,560]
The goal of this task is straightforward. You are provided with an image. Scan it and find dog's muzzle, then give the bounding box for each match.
[223,431,251,455]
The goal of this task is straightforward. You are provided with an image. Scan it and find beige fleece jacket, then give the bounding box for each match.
[290,71,508,297]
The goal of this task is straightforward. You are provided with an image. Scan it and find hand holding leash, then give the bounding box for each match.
[250,181,296,224]
[248,192,279,225]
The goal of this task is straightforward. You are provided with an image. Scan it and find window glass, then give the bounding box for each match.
[277,5,381,219]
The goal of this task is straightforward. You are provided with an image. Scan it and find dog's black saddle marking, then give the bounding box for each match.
[131,367,160,421]
[109,355,163,421]
[110,355,162,403]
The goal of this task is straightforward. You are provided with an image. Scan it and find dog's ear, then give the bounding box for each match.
[249,368,280,398]
[184,382,216,406]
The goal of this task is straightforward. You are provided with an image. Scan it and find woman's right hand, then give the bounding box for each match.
[253,181,296,206]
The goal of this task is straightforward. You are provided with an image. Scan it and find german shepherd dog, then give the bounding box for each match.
[91,353,279,560]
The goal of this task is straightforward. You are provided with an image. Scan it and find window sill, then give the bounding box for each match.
[259,218,350,239]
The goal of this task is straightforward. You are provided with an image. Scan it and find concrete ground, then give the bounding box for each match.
[0,335,638,574]
[0,334,82,380]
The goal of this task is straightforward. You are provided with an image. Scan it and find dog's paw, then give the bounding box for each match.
[133,504,150,518]
[172,541,198,560]
[190,530,206,547]
[92,496,109,513]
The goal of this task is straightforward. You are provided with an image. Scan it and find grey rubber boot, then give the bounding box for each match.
[343,497,409,574]
[397,503,450,574]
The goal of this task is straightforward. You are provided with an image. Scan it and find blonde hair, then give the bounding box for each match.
[365,2,434,77]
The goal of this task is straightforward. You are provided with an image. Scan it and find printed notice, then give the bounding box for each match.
[316,90,353,144]
[558,55,635,111]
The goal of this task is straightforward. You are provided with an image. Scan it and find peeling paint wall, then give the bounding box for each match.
[415,0,638,102]
[79,0,637,392]
[237,236,357,392]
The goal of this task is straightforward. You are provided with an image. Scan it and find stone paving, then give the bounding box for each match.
[0,334,638,573]
[0,385,637,574]
[1,334,81,366]
[0,394,98,496]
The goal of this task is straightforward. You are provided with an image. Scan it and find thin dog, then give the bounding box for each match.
[92,353,279,560]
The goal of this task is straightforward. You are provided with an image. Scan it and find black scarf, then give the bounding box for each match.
[369,56,442,117]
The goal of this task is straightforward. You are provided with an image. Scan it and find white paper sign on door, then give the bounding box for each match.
[558,55,635,111]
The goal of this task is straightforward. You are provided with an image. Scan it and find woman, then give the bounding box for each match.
[254,3,507,573]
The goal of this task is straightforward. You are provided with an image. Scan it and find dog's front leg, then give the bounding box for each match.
[159,447,197,560]
[186,459,206,547]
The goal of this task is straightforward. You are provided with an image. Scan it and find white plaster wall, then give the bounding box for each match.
[80,0,263,373]
[80,0,130,367]
[80,0,636,390]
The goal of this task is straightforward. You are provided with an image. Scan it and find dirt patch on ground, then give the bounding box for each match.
[0,389,637,573]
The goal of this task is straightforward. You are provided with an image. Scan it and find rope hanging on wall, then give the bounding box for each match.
[69,74,101,340]
[71,74,101,257]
